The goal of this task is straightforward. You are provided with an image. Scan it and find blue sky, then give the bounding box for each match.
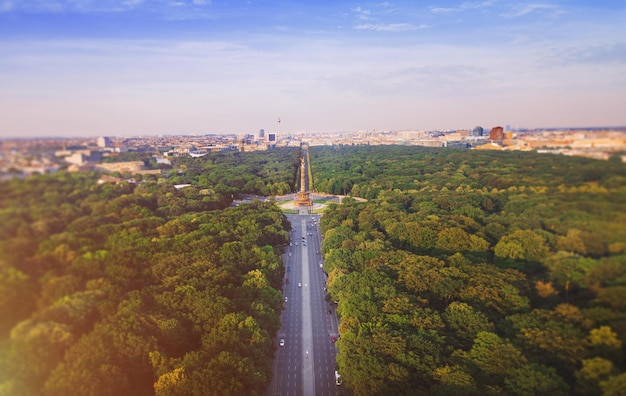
[1,1,625,137]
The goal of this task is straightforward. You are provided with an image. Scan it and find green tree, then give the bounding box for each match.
[442,302,494,350]
[494,229,548,268]
[503,363,568,396]
[465,331,527,387]
[575,357,615,396]
[432,365,479,396]
[600,373,626,396]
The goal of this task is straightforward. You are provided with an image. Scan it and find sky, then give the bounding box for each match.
[1,1,625,137]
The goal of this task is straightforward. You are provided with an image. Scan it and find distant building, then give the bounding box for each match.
[173,145,195,155]
[447,141,471,149]
[489,126,504,141]
[444,132,463,141]
[268,133,276,142]
[94,161,145,174]
[397,130,425,140]
[97,136,112,148]
[155,157,172,165]
[259,129,265,139]
[472,126,484,137]
[65,150,102,166]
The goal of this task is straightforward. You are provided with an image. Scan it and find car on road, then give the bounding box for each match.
[331,336,336,343]
[284,296,288,302]
[298,282,302,288]
[279,338,285,347]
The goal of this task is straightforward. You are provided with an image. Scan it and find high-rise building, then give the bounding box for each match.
[268,133,276,142]
[471,126,484,137]
[97,136,112,148]
[489,126,504,141]
[259,129,265,139]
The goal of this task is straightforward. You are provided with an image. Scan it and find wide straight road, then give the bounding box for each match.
[267,212,342,396]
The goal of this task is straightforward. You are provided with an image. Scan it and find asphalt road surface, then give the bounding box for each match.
[267,213,343,396]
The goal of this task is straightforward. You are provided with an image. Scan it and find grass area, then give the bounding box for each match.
[276,201,330,214]
[312,199,336,204]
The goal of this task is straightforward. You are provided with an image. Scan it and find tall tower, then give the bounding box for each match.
[277,117,281,135]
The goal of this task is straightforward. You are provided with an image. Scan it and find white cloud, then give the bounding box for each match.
[353,23,423,32]
[501,3,562,18]
[0,1,14,12]
[122,0,145,7]
[351,6,372,20]
[430,1,495,14]
[543,42,626,66]
[0,0,152,13]
[0,0,211,13]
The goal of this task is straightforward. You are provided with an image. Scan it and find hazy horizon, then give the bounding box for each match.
[1,1,625,138]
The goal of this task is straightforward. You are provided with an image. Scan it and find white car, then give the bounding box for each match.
[279,338,285,347]
[284,296,288,302]
[298,282,302,288]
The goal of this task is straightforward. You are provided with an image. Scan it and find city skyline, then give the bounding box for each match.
[1,1,625,138]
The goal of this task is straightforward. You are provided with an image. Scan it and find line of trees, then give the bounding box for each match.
[314,145,626,395]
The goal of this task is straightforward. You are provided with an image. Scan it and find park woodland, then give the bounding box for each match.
[1,145,625,396]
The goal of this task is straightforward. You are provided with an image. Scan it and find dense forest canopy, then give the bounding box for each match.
[2,144,626,395]
[313,146,626,395]
[0,148,299,395]
[102,147,301,197]
[167,148,301,197]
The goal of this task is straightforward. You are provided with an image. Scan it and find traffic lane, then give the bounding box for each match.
[313,216,341,395]
[268,229,304,396]
[312,290,339,391]
[273,307,301,395]
[305,228,340,395]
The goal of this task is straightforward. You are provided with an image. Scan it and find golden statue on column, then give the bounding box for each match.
[294,157,312,206]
